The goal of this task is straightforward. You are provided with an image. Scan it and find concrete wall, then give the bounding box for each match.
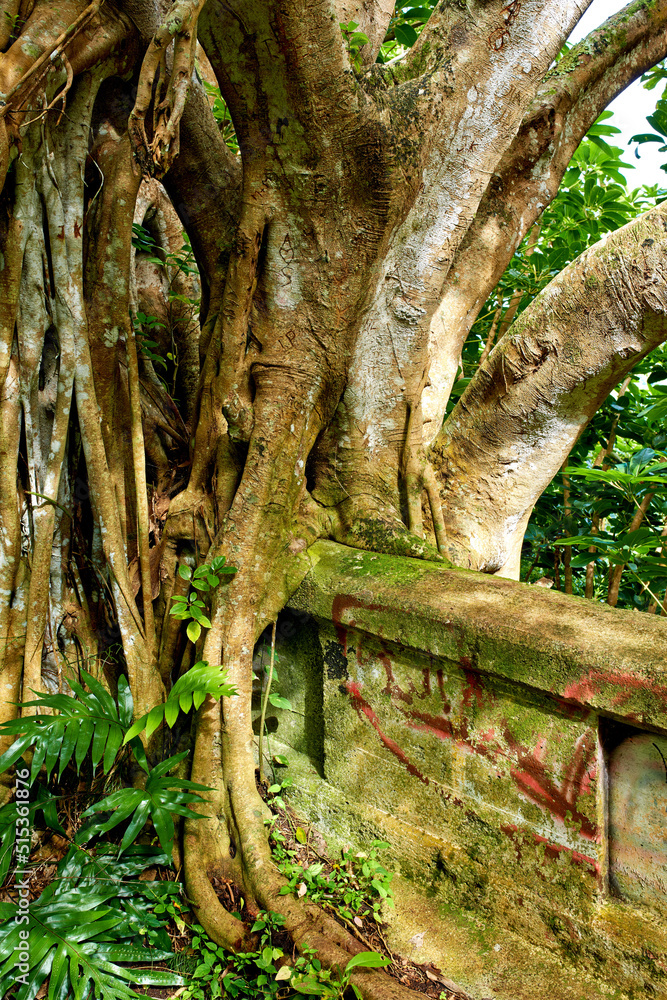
[261,541,667,1000]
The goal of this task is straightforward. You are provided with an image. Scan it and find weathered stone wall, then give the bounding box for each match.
[260,541,667,1000]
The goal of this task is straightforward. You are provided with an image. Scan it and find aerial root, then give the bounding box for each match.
[399,367,448,555]
[30,52,74,128]
[183,753,427,1000]
[129,0,208,176]
[423,462,446,555]
[0,0,102,114]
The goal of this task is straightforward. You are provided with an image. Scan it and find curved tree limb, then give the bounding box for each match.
[160,78,241,343]
[322,0,591,531]
[423,0,667,440]
[432,203,667,577]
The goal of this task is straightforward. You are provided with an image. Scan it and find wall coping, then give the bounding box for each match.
[289,541,667,730]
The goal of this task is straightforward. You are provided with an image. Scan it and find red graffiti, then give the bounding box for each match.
[501,823,598,877]
[332,594,388,654]
[343,631,598,841]
[562,668,667,716]
[505,730,597,840]
[346,682,429,786]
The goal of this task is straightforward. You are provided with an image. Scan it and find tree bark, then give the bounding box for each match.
[432,204,667,577]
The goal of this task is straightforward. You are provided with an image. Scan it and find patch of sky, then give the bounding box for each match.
[568,0,667,190]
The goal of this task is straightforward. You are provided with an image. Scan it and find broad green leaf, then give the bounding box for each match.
[91,721,110,771]
[164,699,180,729]
[44,718,66,779]
[269,693,293,711]
[120,797,151,850]
[74,718,95,771]
[344,951,392,972]
[151,807,175,855]
[116,676,134,729]
[81,669,119,722]
[103,725,124,773]
[394,22,417,46]
[0,733,33,775]
[187,619,202,643]
[145,703,166,740]
[123,713,149,744]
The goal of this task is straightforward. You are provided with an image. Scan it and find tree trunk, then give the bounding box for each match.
[3,0,667,993]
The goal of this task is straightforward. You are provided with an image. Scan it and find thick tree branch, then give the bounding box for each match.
[325,0,592,522]
[199,0,361,163]
[423,0,667,441]
[431,203,667,578]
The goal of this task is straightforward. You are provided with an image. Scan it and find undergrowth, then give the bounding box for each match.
[0,566,453,999]
[0,651,401,1000]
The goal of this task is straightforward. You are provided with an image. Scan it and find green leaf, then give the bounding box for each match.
[394,22,417,46]
[37,790,66,837]
[74,718,94,771]
[151,807,175,855]
[103,725,124,774]
[116,677,134,729]
[44,718,65,779]
[178,564,192,580]
[0,733,33,775]
[81,670,119,722]
[59,718,81,779]
[164,699,180,729]
[268,693,293,711]
[120,797,151,850]
[344,952,392,972]
[145,704,166,740]
[178,693,193,713]
[91,721,110,771]
[401,7,432,18]
[630,133,665,144]
[123,713,149,744]
[187,620,202,643]
[292,979,331,995]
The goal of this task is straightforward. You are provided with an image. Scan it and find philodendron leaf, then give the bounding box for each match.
[0,846,186,1000]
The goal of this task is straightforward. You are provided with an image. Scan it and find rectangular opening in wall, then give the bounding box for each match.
[602,718,667,908]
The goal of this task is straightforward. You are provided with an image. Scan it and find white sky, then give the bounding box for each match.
[568,0,667,190]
